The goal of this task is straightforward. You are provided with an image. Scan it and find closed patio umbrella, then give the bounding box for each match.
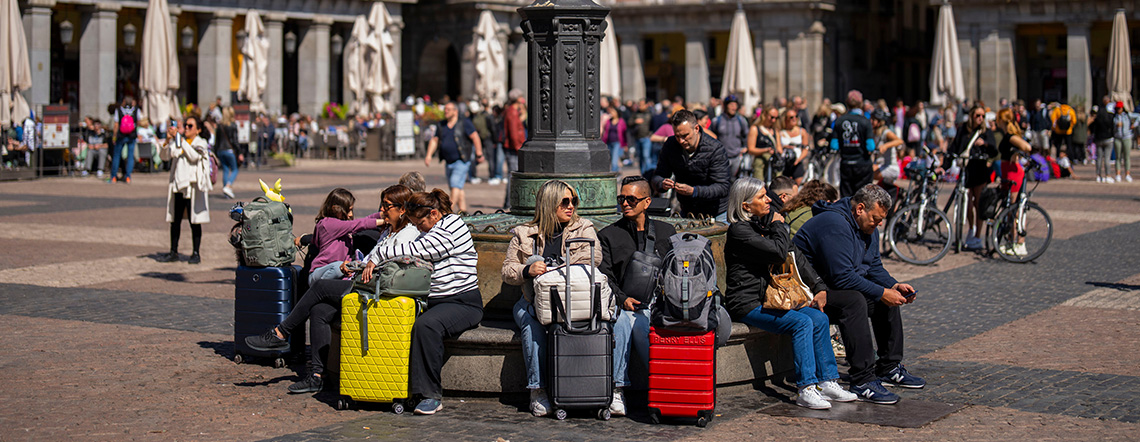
[474,10,506,106]
[345,15,368,116]
[929,3,964,106]
[1,0,31,125]
[599,15,621,100]
[1108,9,1133,112]
[139,0,181,124]
[365,2,399,115]
[238,10,269,114]
[720,6,759,112]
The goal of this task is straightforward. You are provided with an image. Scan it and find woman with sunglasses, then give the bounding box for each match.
[245,185,418,395]
[157,115,212,264]
[502,180,604,417]
[778,108,813,184]
[747,106,784,181]
[940,105,998,250]
[362,189,484,415]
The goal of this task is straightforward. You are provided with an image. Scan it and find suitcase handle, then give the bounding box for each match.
[553,238,599,332]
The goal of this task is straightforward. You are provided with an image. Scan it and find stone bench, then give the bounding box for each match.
[439,319,794,393]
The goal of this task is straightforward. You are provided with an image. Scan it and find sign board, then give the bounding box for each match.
[235,104,251,144]
[42,105,70,148]
[395,110,415,156]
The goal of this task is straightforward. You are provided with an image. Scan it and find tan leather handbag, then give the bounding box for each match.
[763,251,813,310]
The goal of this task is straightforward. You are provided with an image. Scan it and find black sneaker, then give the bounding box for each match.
[156,252,179,263]
[880,364,926,389]
[850,380,900,405]
[245,328,289,352]
[287,374,323,394]
[188,252,201,264]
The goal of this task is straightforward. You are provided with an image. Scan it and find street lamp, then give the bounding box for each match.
[123,23,137,48]
[284,31,297,55]
[181,27,194,50]
[59,20,74,46]
[331,34,343,56]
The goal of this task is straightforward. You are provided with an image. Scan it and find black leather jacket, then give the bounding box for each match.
[724,214,828,320]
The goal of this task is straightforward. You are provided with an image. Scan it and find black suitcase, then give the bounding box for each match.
[233,265,305,367]
[545,238,614,421]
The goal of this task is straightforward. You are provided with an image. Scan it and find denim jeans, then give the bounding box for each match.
[613,308,650,387]
[111,136,136,179]
[217,149,239,186]
[513,297,547,390]
[489,142,505,179]
[637,137,654,174]
[741,305,839,388]
[308,261,345,287]
[608,141,623,172]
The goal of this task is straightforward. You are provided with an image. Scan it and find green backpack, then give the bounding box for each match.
[239,197,297,267]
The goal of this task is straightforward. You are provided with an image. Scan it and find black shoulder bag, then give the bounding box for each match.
[621,221,663,306]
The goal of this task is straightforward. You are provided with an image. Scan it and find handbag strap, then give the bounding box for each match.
[643,221,656,255]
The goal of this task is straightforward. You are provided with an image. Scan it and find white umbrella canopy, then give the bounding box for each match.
[720,8,759,112]
[139,0,181,124]
[474,10,506,106]
[1108,9,1133,112]
[1,0,32,125]
[238,10,269,114]
[345,15,369,116]
[929,4,965,107]
[599,15,621,100]
[364,3,398,115]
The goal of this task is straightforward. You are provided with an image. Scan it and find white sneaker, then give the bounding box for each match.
[96,170,104,178]
[530,388,551,417]
[223,186,235,199]
[1117,175,1123,182]
[817,381,857,402]
[80,170,89,177]
[609,388,627,416]
[1127,175,1134,183]
[796,384,832,410]
[1106,177,1116,184]
[469,177,483,184]
[998,244,1016,256]
[1014,243,1028,256]
[1097,176,1103,183]
[488,177,502,186]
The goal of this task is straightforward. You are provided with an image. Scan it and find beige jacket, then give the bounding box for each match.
[501,218,603,299]
[160,135,212,224]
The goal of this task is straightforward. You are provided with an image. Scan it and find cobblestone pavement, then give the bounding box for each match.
[0,156,1138,441]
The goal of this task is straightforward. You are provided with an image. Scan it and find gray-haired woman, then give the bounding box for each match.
[501,180,604,417]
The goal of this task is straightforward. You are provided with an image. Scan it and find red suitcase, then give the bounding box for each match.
[647,327,716,427]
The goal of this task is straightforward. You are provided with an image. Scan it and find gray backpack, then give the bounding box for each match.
[651,233,722,333]
[239,197,297,267]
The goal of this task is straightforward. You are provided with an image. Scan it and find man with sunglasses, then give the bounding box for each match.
[597,176,677,416]
[650,110,732,219]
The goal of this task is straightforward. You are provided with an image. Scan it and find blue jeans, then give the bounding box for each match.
[111,136,136,179]
[609,141,623,172]
[217,149,238,186]
[637,137,654,174]
[445,160,470,189]
[308,261,345,287]
[513,297,547,390]
[613,308,650,387]
[741,305,839,388]
[489,143,505,179]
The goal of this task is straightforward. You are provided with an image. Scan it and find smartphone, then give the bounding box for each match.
[905,290,917,300]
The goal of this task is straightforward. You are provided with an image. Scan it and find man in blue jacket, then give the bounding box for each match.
[794,184,924,405]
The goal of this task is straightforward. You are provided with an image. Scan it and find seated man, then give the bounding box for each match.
[598,176,677,416]
[793,183,924,405]
[766,176,798,215]
[650,110,731,219]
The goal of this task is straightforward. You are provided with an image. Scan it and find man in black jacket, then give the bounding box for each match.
[829,90,877,198]
[651,110,731,219]
[598,176,677,417]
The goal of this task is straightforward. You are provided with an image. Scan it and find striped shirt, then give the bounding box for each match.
[372,214,479,297]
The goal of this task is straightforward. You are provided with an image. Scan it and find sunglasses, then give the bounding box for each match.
[617,195,648,206]
[185,124,196,129]
[972,114,985,118]
[403,202,434,211]
[560,197,579,208]
[381,201,397,210]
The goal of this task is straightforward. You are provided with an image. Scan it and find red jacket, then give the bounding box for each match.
[505,105,526,151]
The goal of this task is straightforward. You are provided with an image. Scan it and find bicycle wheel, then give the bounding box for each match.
[887,203,953,265]
[990,202,1052,263]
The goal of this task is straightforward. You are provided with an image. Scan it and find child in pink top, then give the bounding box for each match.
[308,188,384,285]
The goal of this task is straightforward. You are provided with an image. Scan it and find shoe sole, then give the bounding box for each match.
[414,404,442,415]
[287,387,321,394]
[796,401,832,410]
[823,395,858,402]
[881,380,925,389]
[855,396,899,405]
[244,340,290,353]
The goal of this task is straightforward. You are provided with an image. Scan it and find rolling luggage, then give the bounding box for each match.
[546,238,614,421]
[336,259,431,413]
[647,327,716,427]
[233,265,305,367]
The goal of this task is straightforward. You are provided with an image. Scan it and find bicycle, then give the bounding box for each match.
[885,160,953,265]
[803,148,838,186]
[986,159,1053,263]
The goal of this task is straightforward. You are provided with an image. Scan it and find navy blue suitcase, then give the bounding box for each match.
[234,265,304,367]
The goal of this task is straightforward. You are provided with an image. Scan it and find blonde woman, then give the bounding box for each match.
[158,116,212,264]
[747,107,783,181]
[778,108,813,184]
[502,180,604,417]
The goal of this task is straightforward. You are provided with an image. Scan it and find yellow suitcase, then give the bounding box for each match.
[336,292,420,413]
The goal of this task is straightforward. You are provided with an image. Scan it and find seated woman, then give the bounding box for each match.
[244,184,419,394]
[502,180,604,417]
[307,188,385,286]
[723,177,856,409]
[784,179,840,236]
[360,189,484,415]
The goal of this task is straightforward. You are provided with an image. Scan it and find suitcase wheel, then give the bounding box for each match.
[392,401,405,415]
[233,353,244,364]
[696,410,713,428]
[696,416,709,428]
[336,397,352,411]
[273,357,286,369]
[648,410,660,425]
[554,408,567,420]
[597,408,611,421]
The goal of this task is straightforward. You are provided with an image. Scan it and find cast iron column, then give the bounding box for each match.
[510,0,614,216]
